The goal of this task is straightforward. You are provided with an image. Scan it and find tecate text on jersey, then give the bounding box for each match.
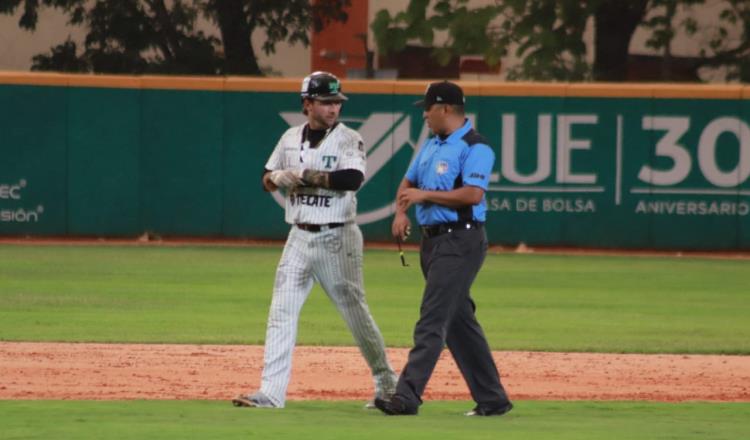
[289,193,333,207]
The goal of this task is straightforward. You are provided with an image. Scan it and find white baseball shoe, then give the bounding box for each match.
[232,391,277,408]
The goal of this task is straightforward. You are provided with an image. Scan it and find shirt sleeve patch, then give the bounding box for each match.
[462,143,495,190]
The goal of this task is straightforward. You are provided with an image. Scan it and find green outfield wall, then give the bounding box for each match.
[1,72,749,250]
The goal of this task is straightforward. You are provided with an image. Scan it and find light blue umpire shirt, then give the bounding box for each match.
[404,119,495,226]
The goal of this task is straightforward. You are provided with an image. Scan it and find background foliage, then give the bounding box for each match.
[372,0,750,82]
[0,0,351,74]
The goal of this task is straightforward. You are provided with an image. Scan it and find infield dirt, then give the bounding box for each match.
[1,342,748,402]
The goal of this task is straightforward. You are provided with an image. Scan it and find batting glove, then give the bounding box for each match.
[269,169,304,189]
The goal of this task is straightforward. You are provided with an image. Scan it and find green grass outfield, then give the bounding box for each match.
[1,244,748,353]
[2,400,749,440]
[1,244,749,439]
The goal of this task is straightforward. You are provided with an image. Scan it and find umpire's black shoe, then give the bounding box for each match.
[465,401,513,417]
[373,395,418,416]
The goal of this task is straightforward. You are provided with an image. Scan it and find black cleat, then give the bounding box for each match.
[465,401,513,417]
[373,395,418,416]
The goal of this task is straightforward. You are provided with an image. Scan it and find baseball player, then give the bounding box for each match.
[232,71,397,409]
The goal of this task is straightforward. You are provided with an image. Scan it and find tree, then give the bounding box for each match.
[591,0,650,81]
[496,0,597,81]
[371,0,509,74]
[691,0,750,82]
[371,0,624,81]
[371,0,750,82]
[642,0,686,80]
[0,0,351,75]
[202,0,350,75]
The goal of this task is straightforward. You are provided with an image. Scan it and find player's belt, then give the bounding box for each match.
[420,221,483,238]
[296,223,345,232]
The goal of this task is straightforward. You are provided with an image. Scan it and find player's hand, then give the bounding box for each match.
[262,172,279,192]
[398,188,427,209]
[391,212,411,240]
[269,169,304,189]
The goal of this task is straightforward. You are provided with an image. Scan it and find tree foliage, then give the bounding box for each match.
[498,0,594,81]
[372,0,506,71]
[371,0,750,82]
[695,0,750,81]
[0,0,350,75]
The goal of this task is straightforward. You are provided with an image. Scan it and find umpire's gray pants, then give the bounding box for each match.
[395,226,510,410]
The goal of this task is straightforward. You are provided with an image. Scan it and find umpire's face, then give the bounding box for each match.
[423,103,449,136]
[305,98,343,129]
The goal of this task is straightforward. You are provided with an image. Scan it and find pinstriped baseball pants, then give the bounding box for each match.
[258,223,397,407]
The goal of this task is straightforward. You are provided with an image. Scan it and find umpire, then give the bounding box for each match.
[375,81,513,417]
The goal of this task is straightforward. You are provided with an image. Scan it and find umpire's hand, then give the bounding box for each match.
[391,212,411,240]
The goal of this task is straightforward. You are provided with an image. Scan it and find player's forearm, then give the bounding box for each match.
[302,169,363,191]
[422,186,484,208]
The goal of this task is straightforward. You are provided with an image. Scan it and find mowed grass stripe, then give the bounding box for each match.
[1,400,748,440]
[0,244,748,353]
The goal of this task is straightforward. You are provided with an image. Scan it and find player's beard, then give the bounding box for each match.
[310,111,338,129]
[307,100,341,129]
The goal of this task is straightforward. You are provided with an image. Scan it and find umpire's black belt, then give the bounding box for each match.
[420,221,483,239]
[296,222,344,232]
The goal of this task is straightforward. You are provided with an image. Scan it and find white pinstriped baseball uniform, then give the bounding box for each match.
[256,121,397,408]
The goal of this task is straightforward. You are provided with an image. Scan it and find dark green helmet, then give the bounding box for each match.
[300,71,348,102]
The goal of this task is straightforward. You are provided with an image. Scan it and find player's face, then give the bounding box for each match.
[306,99,343,129]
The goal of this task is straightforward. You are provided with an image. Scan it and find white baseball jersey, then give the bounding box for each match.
[265,122,366,225]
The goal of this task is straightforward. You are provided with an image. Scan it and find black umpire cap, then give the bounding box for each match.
[414,81,465,108]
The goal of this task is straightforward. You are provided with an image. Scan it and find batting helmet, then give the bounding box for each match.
[300,71,348,102]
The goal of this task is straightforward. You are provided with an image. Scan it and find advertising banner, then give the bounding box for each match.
[0,74,747,250]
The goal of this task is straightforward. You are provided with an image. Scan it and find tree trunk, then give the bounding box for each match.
[145,0,178,63]
[213,0,262,75]
[593,0,649,81]
[661,2,677,81]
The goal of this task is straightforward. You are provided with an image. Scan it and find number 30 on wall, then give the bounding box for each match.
[639,116,750,187]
